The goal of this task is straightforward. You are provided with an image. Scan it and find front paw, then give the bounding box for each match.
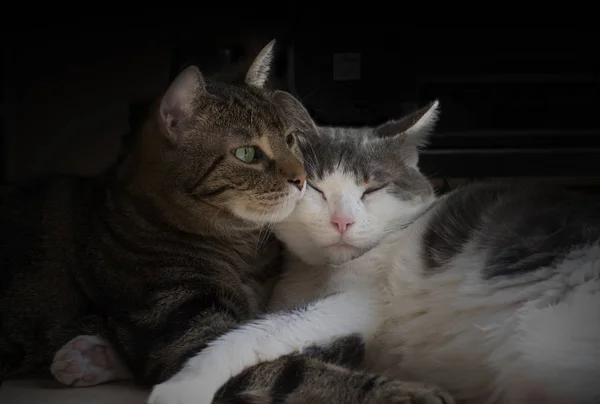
[148,380,213,404]
[373,381,454,404]
[51,335,131,387]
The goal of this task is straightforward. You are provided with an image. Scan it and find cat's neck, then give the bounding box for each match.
[398,195,440,230]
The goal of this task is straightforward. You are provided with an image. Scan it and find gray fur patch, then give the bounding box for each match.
[422,182,600,279]
[299,127,433,200]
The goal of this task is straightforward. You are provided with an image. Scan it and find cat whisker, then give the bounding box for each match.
[256,221,274,253]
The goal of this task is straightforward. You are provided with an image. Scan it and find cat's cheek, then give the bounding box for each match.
[305,197,330,218]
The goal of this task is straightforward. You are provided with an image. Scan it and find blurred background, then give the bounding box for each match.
[2,10,599,193]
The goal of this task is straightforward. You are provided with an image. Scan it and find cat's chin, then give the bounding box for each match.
[228,184,305,225]
[230,198,301,225]
[325,244,368,265]
[288,243,368,267]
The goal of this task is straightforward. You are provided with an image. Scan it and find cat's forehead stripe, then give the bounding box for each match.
[302,128,379,182]
[319,171,364,195]
[208,81,283,132]
[257,136,275,159]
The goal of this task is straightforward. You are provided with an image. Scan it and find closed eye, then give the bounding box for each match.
[362,184,387,199]
[308,182,326,200]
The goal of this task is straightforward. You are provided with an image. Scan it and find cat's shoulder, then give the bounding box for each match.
[421,181,600,274]
[431,181,600,222]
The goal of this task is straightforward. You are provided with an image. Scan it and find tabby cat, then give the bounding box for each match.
[159,100,600,404]
[3,41,453,404]
[0,40,310,385]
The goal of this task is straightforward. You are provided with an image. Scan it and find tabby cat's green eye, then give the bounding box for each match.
[233,147,260,163]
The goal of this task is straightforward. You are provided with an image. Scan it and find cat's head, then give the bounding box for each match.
[274,101,439,265]
[122,40,317,231]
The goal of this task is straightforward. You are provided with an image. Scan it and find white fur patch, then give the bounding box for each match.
[272,166,600,403]
[229,182,305,224]
[147,289,379,404]
[274,170,426,266]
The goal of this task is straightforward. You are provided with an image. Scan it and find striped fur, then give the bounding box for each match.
[1,42,452,404]
[145,102,455,404]
[0,42,315,389]
[214,352,452,404]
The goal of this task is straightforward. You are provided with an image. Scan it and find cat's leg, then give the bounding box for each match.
[301,333,366,370]
[51,334,131,387]
[148,289,380,404]
[215,354,454,404]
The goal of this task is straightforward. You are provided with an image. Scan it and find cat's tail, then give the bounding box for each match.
[495,280,600,403]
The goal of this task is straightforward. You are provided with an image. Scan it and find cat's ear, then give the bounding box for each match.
[245,39,276,88]
[159,66,207,144]
[375,100,440,167]
[273,90,319,142]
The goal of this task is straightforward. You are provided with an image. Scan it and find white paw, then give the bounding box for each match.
[148,380,214,404]
[50,335,131,387]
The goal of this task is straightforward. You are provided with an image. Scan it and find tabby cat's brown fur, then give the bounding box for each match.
[0,41,307,382]
[1,41,449,403]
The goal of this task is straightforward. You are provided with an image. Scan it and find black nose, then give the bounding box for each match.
[288,176,305,191]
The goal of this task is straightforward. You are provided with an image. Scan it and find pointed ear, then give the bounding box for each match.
[245,39,276,88]
[375,100,440,167]
[273,90,319,142]
[159,66,206,144]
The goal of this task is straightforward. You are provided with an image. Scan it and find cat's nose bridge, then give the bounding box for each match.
[331,194,359,215]
[277,157,307,191]
[330,195,358,234]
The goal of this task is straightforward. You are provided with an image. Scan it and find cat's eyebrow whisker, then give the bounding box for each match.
[307,143,319,169]
[299,139,319,172]
[301,157,315,170]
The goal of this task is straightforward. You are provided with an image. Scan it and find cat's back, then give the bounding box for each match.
[1,175,96,217]
[1,175,97,230]
[0,175,102,376]
[369,182,600,402]
[1,175,99,289]
[421,182,600,278]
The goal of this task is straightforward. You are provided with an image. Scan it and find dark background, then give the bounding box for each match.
[2,12,599,192]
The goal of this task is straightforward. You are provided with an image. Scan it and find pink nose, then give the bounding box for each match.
[331,215,355,234]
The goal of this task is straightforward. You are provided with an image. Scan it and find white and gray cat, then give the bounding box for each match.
[268,100,600,403]
[52,101,600,404]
